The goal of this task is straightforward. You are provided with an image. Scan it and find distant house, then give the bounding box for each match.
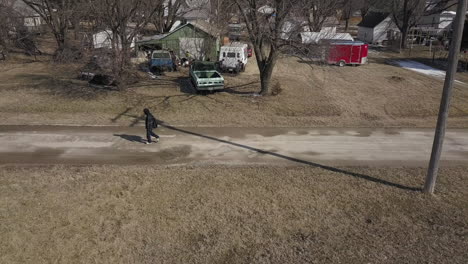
[137,20,220,61]
[280,17,310,40]
[12,0,46,32]
[419,11,456,30]
[416,11,456,36]
[92,30,136,50]
[357,12,400,44]
[23,16,43,30]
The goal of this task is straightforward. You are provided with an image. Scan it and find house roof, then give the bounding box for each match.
[357,12,390,28]
[137,21,219,44]
[300,32,353,44]
[140,34,168,42]
[189,20,221,36]
[183,8,210,20]
[12,0,39,16]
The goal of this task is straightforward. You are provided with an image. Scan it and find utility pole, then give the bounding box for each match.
[424,0,467,194]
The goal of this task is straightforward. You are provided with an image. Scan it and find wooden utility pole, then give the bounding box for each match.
[424,0,467,194]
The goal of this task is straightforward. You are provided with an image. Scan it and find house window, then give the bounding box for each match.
[237,53,240,58]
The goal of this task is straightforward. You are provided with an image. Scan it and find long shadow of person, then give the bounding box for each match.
[114,134,145,143]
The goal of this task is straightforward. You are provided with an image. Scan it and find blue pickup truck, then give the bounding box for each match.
[149,50,175,72]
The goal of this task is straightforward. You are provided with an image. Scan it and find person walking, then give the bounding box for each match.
[144,108,160,144]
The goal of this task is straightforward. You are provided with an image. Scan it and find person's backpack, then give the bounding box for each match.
[152,117,158,128]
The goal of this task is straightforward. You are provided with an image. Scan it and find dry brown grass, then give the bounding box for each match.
[0,165,467,263]
[1,46,468,127]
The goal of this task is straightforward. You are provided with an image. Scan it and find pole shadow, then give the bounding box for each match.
[159,123,421,192]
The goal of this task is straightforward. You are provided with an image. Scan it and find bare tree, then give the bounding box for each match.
[1,0,41,57]
[298,0,342,32]
[390,0,456,49]
[341,0,364,31]
[360,0,371,19]
[341,0,384,31]
[21,0,78,54]
[151,0,182,33]
[91,0,160,86]
[234,0,297,95]
[210,0,237,33]
[0,0,17,50]
[359,0,385,19]
[151,0,213,34]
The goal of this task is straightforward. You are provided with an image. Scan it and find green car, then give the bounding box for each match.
[189,61,225,92]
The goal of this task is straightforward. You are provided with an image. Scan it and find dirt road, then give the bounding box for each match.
[1,125,467,167]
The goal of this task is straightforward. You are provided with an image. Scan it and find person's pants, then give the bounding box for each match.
[146,129,159,143]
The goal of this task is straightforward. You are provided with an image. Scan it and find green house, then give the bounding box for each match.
[137,21,220,61]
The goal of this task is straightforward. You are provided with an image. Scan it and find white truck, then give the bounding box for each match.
[219,43,248,74]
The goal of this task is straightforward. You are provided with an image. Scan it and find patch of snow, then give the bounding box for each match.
[442,11,456,15]
[393,60,464,84]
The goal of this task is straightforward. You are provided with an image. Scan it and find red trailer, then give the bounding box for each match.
[323,40,368,67]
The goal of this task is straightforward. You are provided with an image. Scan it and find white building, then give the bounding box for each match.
[357,12,400,45]
[93,30,136,50]
[12,0,46,32]
[416,11,456,35]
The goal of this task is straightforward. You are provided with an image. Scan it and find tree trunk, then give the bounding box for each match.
[119,34,129,73]
[345,19,349,32]
[53,30,66,53]
[401,24,409,50]
[114,32,133,89]
[400,0,410,50]
[112,31,120,77]
[258,56,277,95]
[259,71,269,95]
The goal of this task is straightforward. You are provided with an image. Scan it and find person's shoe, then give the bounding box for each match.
[145,141,151,144]
[155,138,160,142]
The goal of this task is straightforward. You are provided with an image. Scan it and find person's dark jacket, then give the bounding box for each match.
[145,113,157,130]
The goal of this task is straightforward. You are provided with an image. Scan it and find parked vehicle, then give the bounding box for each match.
[321,40,368,67]
[247,44,253,57]
[149,50,175,72]
[189,61,225,92]
[219,42,248,73]
[228,23,242,41]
